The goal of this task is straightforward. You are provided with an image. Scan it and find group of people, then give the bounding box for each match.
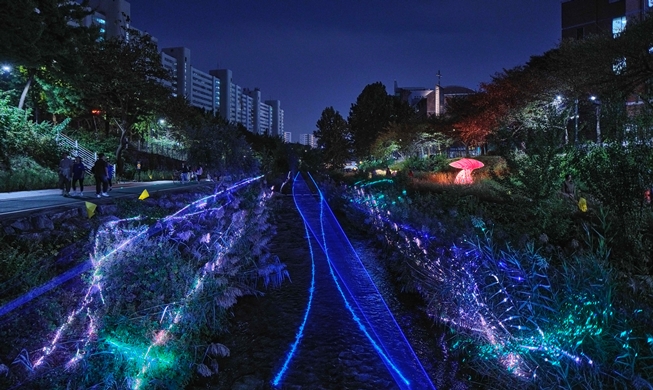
[180,163,203,183]
[58,151,113,198]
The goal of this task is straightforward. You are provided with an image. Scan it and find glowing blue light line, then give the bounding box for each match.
[271,176,316,387]
[306,172,435,388]
[291,174,432,388]
[310,176,411,387]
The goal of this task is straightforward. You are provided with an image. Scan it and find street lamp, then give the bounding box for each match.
[590,96,601,144]
[1,65,11,73]
[554,95,578,145]
[574,98,579,145]
[553,96,570,144]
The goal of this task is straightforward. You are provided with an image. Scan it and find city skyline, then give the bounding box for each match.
[130,1,561,137]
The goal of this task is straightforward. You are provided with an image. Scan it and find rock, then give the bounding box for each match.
[3,226,16,235]
[50,209,80,223]
[10,218,32,232]
[97,204,119,215]
[31,215,54,230]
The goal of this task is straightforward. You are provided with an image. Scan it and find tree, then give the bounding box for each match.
[185,117,259,175]
[348,82,407,159]
[314,106,351,168]
[0,0,94,109]
[79,30,172,175]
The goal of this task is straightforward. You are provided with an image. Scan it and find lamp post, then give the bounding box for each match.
[590,96,601,144]
[574,98,579,145]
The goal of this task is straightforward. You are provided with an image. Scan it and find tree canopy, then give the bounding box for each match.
[0,0,95,109]
[314,106,351,168]
[348,82,415,159]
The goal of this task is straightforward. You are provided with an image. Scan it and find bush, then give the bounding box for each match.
[403,154,449,172]
[0,94,64,171]
[0,156,58,191]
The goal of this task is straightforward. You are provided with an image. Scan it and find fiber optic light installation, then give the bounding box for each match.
[273,173,435,389]
[30,177,263,386]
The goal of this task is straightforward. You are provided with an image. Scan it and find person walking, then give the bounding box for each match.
[92,153,110,198]
[195,165,203,182]
[71,156,86,197]
[181,163,190,184]
[58,151,73,197]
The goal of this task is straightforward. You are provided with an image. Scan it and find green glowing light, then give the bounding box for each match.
[106,338,175,369]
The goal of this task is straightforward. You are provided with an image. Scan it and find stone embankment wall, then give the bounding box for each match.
[0,190,212,244]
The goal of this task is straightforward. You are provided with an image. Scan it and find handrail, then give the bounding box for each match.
[56,133,97,171]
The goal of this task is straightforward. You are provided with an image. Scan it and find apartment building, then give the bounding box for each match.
[299,133,317,148]
[84,0,285,136]
[85,0,131,40]
[561,0,651,40]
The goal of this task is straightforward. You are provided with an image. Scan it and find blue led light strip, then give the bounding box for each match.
[286,173,435,389]
[270,177,317,387]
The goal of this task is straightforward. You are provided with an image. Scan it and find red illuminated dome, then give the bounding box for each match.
[449,158,484,184]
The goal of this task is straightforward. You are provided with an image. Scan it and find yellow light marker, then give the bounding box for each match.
[139,189,150,200]
[85,202,97,218]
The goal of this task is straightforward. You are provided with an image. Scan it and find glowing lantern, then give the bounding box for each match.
[449,158,484,185]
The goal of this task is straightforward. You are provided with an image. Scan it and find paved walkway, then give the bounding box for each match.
[0,180,210,217]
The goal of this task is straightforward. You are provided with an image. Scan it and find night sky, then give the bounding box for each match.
[130,1,561,140]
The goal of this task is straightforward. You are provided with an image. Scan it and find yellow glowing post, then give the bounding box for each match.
[578,197,587,212]
[139,189,150,200]
[85,202,97,218]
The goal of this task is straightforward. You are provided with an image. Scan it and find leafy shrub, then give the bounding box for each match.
[0,156,58,191]
[0,93,64,171]
[403,154,449,172]
[570,142,653,217]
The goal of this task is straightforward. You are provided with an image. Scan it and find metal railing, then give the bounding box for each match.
[135,140,188,161]
[56,133,97,171]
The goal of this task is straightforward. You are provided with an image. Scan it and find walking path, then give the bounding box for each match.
[0,180,208,217]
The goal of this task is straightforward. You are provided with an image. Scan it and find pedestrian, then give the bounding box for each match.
[58,151,73,197]
[92,153,110,198]
[107,160,114,191]
[71,156,86,197]
[386,167,392,177]
[181,163,190,183]
[561,173,576,200]
[195,165,203,182]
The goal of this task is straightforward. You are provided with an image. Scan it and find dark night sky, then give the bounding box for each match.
[129,1,561,140]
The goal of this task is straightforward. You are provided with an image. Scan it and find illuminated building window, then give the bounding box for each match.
[612,16,626,37]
